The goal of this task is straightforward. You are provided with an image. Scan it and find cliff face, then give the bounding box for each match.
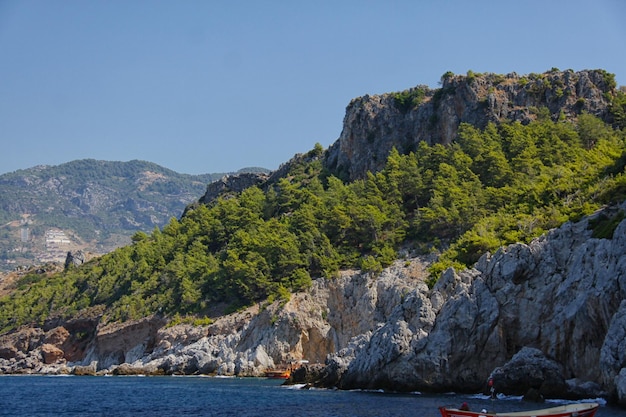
[324,69,615,180]
[3,202,626,404]
[330,202,626,398]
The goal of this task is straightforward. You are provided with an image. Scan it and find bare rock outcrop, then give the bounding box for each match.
[64,250,92,269]
[198,173,269,205]
[489,347,567,399]
[320,202,626,402]
[41,344,64,364]
[0,327,44,361]
[81,315,167,371]
[89,257,429,378]
[325,69,615,181]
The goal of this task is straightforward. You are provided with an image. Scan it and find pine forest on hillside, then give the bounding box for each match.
[1,75,626,333]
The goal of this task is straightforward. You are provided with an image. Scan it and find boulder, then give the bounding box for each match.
[565,379,607,400]
[112,363,163,376]
[0,327,44,356]
[41,344,64,365]
[64,250,87,269]
[489,347,567,398]
[288,363,327,386]
[522,388,545,403]
[0,346,17,360]
[72,362,97,376]
[43,327,70,346]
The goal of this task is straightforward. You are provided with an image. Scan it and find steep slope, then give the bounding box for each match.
[327,203,626,396]
[1,69,625,331]
[325,69,617,181]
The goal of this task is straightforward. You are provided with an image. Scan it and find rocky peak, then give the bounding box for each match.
[195,147,324,206]
[324,69,616,181]
[197,172,270,205]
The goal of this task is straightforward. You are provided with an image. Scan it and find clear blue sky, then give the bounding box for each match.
[1,1,624,176]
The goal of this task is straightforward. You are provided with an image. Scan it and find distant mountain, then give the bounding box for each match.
[0,159,269,270]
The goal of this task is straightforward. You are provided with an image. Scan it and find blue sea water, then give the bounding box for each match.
[0,375,624,417]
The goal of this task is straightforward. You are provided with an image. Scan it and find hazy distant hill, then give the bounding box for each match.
[0,159,269,270]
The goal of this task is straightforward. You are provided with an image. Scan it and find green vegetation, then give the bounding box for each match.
[392,86,428,113]
[440,71,455,85]
[589,211,625,239]
[0,159,270,270]
[466,70,478,83]
[0,112,625,333]
[610,88,626,129]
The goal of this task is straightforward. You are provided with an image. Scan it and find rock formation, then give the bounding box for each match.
[324,69,615,181]
[198,173,269,205]
[195,147,324,206]
[64,250,91,269]
[317,201,626,404]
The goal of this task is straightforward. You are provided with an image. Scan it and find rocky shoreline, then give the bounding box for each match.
[2,202,626,407]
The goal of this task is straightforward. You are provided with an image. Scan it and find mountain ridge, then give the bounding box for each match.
[0,159,269,271]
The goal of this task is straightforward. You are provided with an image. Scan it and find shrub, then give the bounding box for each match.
[360,255,383,275]
[440,71,455,85]
[589,211,625,239]
[392,87,427,113]
[466,70,477,83]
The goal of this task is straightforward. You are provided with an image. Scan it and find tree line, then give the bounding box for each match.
[0,113,625,332]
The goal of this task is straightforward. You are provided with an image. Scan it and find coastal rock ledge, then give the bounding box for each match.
[1,201,626,406]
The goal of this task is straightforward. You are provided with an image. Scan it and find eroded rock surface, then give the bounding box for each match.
[325,69,614,181]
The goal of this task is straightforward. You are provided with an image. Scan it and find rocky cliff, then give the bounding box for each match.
[195,146,323,206]
[325,69,615,180]
[194,70,619,203]
[2,202,626,405]
[326,202,626,397]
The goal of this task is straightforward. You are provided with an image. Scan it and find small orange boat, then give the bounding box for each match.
[264,369,291,379]
[264,359,309,379]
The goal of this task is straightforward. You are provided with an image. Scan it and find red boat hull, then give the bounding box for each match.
[438,402,599,417]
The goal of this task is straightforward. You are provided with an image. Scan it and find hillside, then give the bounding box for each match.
[326,68,624,181]
[3,67,626,403]
[0,160,269,271]
[0,68,624,333]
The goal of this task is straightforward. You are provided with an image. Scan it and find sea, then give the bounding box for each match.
[0,375,625,417]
